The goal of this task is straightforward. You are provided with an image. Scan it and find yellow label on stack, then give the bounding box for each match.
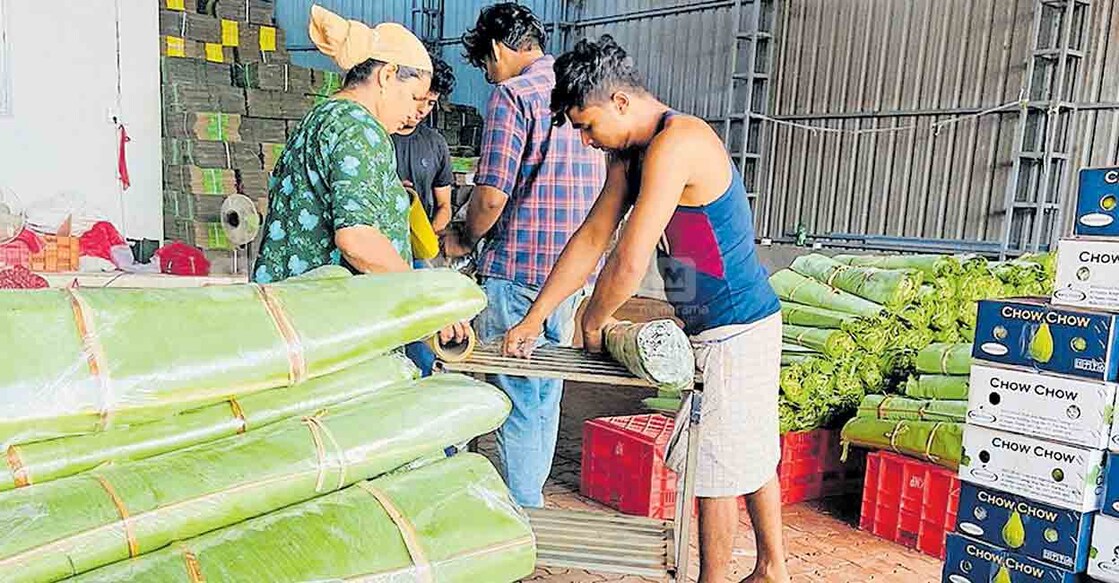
[221,20,240,47]
[205,43,225,64]
[259,27,277,52]
[166,0,185,10]
[166,37,187,58]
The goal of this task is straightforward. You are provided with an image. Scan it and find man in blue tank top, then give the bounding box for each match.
[503,36,788,583]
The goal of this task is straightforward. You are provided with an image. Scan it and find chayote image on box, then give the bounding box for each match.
[1104,453,1119,519]
[956,483,1094,572]
[943,534,1081,583]
[973,298,1119,383]
[1088,514,1119,583]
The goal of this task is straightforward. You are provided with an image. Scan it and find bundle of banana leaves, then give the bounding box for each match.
[857,395,966,423]
[840,416,964,470]
[791,254,923,310]
[915,343,973,375]
[904,374,970,400]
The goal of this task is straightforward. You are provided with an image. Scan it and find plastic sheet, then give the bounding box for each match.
[904,374,970,400]
[2,354,418,492]
[0,374,510,583]
[72,453,535,583]
[604,320,694,392]
[915,343,973,375]
[769,269,885,318]
[840,417,963,470]
[857,395,966,423]
[0,270,486,447]
[790,254,923,309]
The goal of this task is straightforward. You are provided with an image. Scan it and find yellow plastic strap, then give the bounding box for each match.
[221,20,240,47]
[358,482,434,583]
[6,446,30,488]
[67,288,113,429]
[254,284,308,385]
[166,36,186,58]
[259,26,277,52]
[94,475,140,558]
[205,43,225,64]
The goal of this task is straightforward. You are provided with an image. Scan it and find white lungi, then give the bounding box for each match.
[667,313,782,498]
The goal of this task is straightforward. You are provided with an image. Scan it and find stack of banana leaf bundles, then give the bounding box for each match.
[0,267,535,582]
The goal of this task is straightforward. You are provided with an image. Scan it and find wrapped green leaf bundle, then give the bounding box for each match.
[0,375,509,583]
[3,354,418,492]
[604,320,694,392]
[72,454,536,583]
[769,269,884,318]
[0,270,487,447]
[857,395,966,423]
[790,254,922,309]
[833,254,944,276]
[915,343,973,375]
[904,374,970,400]
[783,325,857,358]
[840,417,963,469]
[780,301,860,329]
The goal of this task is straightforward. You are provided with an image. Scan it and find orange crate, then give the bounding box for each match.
[30,236,80,272]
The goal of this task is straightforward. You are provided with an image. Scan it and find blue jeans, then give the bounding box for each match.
[475,277,583,508]
[405,341,435,377]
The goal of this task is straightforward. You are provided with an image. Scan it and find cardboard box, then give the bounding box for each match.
[1112,389,1119,452]
[956,483,1093,571]
[959,425,1107,512]
[1074,167,1119,238]
[967,364,1116,450]
[1088,514,1119,582]
[1054,238,1119,312]
[973,298,1119,382]
[943,534,1081,582]
[1105,453,1119,518]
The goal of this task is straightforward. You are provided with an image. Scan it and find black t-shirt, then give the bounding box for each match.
[392,125,453,219]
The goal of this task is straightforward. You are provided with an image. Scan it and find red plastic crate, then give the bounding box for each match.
[581,417,865,519]
[859,451,960,560]
[0,243,30,269]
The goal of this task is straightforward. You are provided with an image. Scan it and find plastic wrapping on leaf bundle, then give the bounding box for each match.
[71,454,536,583]
[0,375,511,583]
[0,270,487,447]
[604,320,694,392]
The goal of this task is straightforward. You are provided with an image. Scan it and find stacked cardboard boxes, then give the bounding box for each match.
[158,0,341,268]
[943,168,1119,582]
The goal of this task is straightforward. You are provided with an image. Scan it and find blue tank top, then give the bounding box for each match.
[627,111,780,335]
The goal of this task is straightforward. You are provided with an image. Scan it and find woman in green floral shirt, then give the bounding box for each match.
[253,7,433,284]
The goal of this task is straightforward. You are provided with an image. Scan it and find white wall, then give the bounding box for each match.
[0,0,162,239]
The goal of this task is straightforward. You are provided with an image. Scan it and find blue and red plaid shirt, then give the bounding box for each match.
[475,55,606,288]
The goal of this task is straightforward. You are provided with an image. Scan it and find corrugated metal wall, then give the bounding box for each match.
[760,0,1119,249]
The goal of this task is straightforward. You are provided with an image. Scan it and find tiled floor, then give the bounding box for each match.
[488,380,945,583]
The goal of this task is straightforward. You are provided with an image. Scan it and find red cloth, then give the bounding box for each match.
[0,266,49,289]
[118,124,132,191]
[79,221,126,261]
[154,242,210,276]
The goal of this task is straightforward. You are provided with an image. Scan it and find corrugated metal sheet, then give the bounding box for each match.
[276,0,414,50]
[760,0,1119,249]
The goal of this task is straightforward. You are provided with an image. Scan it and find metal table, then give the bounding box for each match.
[436,344,702,582]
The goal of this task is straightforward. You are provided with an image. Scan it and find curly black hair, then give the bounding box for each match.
[461,3,547,69]
[430,54,457,97]
[551,35,646,126]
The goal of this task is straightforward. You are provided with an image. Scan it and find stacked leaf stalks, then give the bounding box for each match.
[772,253,1054,434]
[158,1,342,267]
[0,270,536,583]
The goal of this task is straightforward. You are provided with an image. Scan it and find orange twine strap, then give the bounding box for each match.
[94,475,139,558]
[6,446,30,488]
[825,265,849,288]
[228,397,247,434]
[924,423,943,463]
[302,415,347,492]
[254,284,308,385]
[66,288,113,429]
[358,482,434,583]
[180,544,206,583]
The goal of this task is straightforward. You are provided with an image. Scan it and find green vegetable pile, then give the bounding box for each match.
[775,252,1054,433]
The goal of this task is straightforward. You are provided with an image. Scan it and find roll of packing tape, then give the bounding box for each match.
[428,326,477,363]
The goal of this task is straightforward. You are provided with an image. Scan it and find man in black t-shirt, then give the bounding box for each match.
[393,55,456,240]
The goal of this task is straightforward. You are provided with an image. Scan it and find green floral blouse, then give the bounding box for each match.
[252,99,412,284]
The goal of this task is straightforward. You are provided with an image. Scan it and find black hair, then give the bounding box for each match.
[430,54,457,97]
[461,3,547,69]
[551,35,647,126]
[343,58,429,90]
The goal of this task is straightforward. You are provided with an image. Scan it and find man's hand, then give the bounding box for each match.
[438,321,471,345]
[581,316,618,354]
[503,317,544,358]
[402,180,414,190]
[441,226,473,259]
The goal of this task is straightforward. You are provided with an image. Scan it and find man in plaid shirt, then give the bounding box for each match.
[444,2,605,507]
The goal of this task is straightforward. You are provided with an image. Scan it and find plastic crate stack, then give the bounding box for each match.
[434,103,484,158]
[579,414,860,520]
[944,167,1119,582]
[158,0,342,266]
